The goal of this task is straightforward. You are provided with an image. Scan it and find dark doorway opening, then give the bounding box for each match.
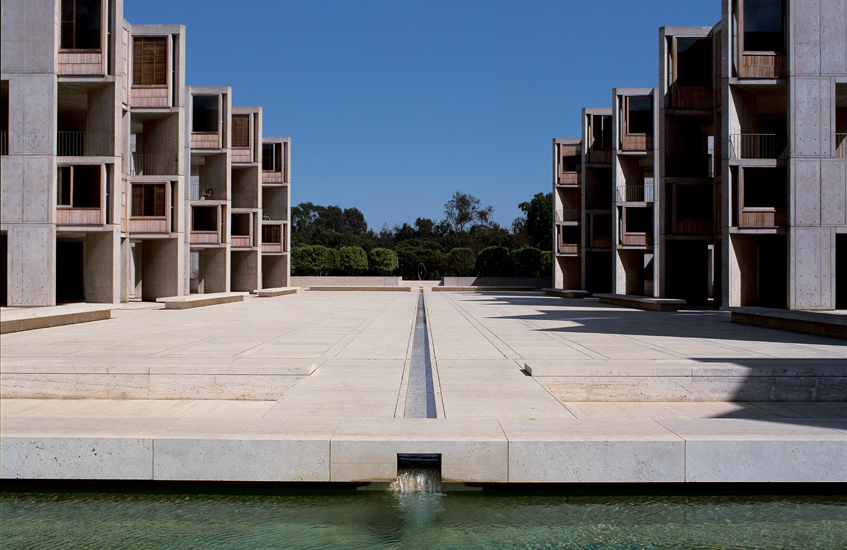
[56,241,84,302]
[0,234,7,306]
[837,235,847,310]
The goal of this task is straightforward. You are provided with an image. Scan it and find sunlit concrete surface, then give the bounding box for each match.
[1,292,845,483]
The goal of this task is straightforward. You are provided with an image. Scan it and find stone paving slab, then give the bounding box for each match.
[2,291,846,483]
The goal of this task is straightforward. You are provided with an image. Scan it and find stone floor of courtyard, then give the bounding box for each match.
[1,291,845,483]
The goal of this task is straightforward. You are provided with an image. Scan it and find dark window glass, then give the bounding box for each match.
[628,97,653,134]
[677,185,713,219]
[262,144,274,171]
[593,214,612,238]
[72,166,101,207]
[58,167,72,205]
[626,208,652,233]
[744,168,786,208]
[192,96,218,133]
[744,0,784,51]
[192,207,217,231]
[231,214,250,236]
[676,39,712,88]
[262,225,281,244]
[60,0,102,50]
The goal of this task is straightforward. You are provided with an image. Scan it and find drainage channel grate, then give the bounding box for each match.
[404,293,437,418]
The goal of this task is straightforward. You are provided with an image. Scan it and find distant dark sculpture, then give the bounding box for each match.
[417,263,427,281]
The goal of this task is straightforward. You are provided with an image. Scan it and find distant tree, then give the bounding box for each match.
[369,248,398,276]
[339,246,368,275]
[447,248,476,276]
[512,247,547,278]
[291,245,338,276]
[395,238,446,280]
[518,192,553,250]
[414,217,434,239]
[475,246,514,277]
[444,191,494,234]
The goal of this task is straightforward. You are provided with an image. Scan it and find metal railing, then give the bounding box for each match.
[129,154,178,176]
[57,131,112,156]
[729,134,787,159]
[617,185,654,203]
[555,209,580,223]
[0,131,7,155]
[837,134,847,160]
[232,193,257,209]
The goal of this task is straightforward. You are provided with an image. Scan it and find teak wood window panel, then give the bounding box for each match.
[232,115,251,149]
[131,183,167,218]
[60,0,103,51]
[132,36,169,87]
[734,0,787,77]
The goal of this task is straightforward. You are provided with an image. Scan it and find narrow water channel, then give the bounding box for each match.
[404,293,437,419]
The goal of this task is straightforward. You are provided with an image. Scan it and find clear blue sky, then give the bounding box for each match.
[125,0,720,231]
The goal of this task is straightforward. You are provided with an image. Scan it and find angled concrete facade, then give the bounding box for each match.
[554,0,847,311]
[0,0,292,307]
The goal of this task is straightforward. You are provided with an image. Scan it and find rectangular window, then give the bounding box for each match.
[744,168,786,208]
[676,185,713,219]
[263,225,281,244]
[133,37,167,86]
[743,0,784,52]
[61,0,102,50]
[262,143,283,172]
[131,184,165,217]
[57,165,101,207]
[591,115,613,149]
[192,207,217,231]
[626,208,652,233]
[232,115,250,148]
[627,97,653,135]
[192,95,219,133]
[676,38,712,88]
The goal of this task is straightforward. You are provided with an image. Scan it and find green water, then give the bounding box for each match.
[1,485,845,549]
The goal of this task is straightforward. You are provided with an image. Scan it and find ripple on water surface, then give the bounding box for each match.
[1,489,846,549]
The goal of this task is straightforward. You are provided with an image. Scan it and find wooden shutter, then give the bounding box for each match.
[132,185,143,217]
[153,185,165,216]
[133,37,167,86]
[232,115,250,148]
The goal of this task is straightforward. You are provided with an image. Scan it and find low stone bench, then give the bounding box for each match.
[432,286,538,292]
[545,289,589,299]
[729,307,847,340]
[156,292,247,310]
[255,287,300,297]
[595,293,686,312]
[307,286,412,292]
[0,304,112,334]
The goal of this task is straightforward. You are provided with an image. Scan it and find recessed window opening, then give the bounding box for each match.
[743,0,784,52]
[131,184,165,217]
[677,185,713,219]
[262,225,281,244]
[627,97,653,135]
[676,38,712,88]
[232,115,250,148]
[626,208,652,233]
[61,0,102,50]
[58,165,101,207]
[561,154,579,172]
[192,207,217,231]
[192,95,218,133]
[592,115,613,149]
[744,168,786,208]
[133,37,167,86]
[231,214,250,236]
[593,214,612,238]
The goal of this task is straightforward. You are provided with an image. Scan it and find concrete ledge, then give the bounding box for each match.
[156,292,247,309]
[729,307,847,340]
[545,289,589,299]
[255,287,300,297]
[307,286,412,292]
[0,304,112,334]
[596,294,686,312]
[432,287,538,292]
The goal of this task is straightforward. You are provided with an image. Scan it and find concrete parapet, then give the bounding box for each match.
[255,287,299,297]
[729,307,847,340]
[290,276,402,287]
[0,305,113,334]
[443,277,552,288]
[307,287,412,292]
[156,292,247,309]
[432,287,538,292]
[596,294,686,312]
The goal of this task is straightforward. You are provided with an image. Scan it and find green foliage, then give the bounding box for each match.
[475,246,515,277]
[369,248,398,276]
[291,245,339,276]
[395,239,446,280]
[512,247,549,278]
[338,246,368,276]
[517,192,553,250]
[444,191,494,233]
[447,248,476,276]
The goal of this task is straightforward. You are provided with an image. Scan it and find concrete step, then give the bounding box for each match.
[0,304,113,334]
[156,292,247,309]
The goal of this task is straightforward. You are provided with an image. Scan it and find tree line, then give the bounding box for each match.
[291,191,553,280]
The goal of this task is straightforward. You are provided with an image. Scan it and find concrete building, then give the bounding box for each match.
[261,137,291,289]
[554,0,847,311]
[0,0,291,307]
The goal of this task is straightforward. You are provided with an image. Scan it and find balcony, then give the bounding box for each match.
[730,134,787,160]
[261,224,284,254]
[262,171,284,184]
[190,133,221,150]
[557,172,581,186]
[837,134,847,160]
[58,131,112,157]
[588,148,613,165]
[232,148,253,164]
[675,220,714,235]
[739,208,787,228]
[231,235,253,248]
[557,243,579,255]
[617,186,654,203]
[673,88,713,110]
[621,134,653,152]
[190,231,219,244]
[555,209,579,223]
[591,237,613,249]
[129,154,178,176]
[57,51,104,76]
[738,53,786,79]
[57,207,102,225]
[621,233,653,246]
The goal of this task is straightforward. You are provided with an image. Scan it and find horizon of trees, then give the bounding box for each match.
[291,191,553,280]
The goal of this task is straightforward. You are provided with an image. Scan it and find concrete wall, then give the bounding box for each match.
[140,239,180,300]
[231,250,259,292]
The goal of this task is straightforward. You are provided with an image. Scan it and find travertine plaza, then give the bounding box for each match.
[555,0,847,312]
[0,0,845,485]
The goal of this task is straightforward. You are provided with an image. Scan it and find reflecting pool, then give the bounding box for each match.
[2,484,845,549]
